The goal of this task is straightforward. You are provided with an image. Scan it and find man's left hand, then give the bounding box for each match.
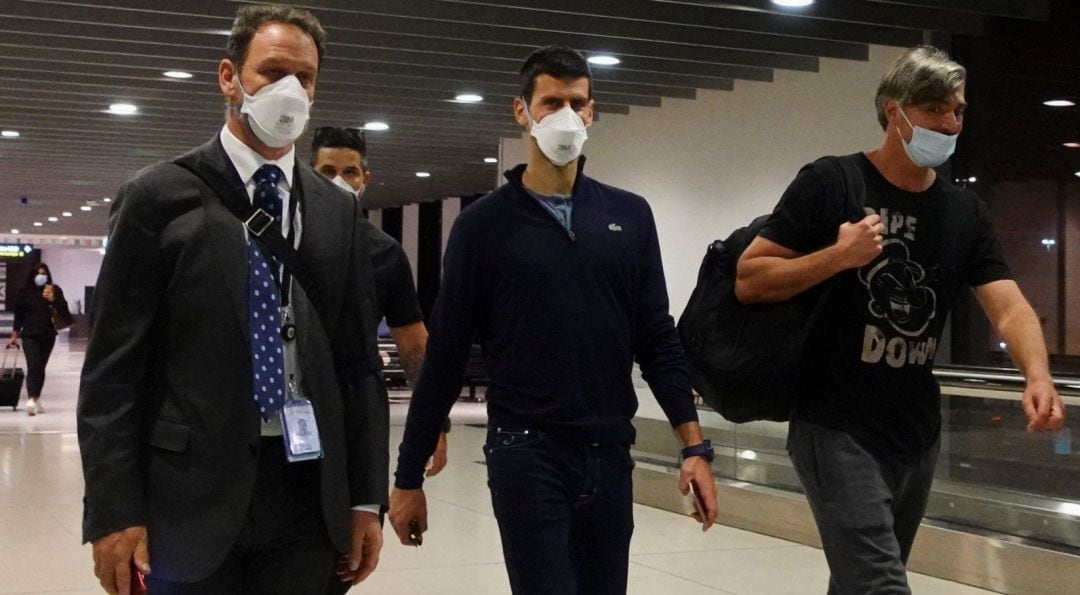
[1023,378,1066,433]
[678,456,718,531]
[426,432,449,477]
[337,511,382,585]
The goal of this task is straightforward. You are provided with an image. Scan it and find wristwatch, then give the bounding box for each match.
[681,439,715,463]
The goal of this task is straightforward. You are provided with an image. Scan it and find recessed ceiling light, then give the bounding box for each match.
[968,176,977,183]
[454,93,484,103]
[33,222,42,227]
[415,172,431,178]
[1,130,19,138]
[772,0,814,6]
[364,121,389,131]
[48,217,58,222]
[1064,142,1080,148]
[1044,100,1075,107]
[108,103,138,115]
[484,157,498,164]
[62,211,72,217]
[10,229,18,234]
[163,70,193,79]
[1075,171,1080,178]
[81,205,92,211]
[587,55,620,66]
[103,197,112,202]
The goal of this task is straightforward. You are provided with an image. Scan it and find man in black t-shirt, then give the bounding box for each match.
[311,127,450,479]
[737,46,1065,594]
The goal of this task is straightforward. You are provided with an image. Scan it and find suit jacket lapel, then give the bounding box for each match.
[182,138,251,348]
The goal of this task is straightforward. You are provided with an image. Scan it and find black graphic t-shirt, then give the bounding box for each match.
[760,153,1012,458]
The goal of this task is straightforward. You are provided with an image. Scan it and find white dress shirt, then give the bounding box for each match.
[219,126,379,515]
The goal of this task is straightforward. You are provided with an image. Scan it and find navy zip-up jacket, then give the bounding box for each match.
[395,159,697,489]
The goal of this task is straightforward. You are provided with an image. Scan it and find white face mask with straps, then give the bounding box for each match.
[897,107,957,168]
[522,100,589,167]
[236,74,313,148]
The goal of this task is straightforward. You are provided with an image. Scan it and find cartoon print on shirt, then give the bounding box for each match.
[859,239,937,337]
[858,209,941,369]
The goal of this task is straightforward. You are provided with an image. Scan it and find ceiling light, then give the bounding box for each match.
[48,216,58,222]
[772,0,814,6]
[454,93,484,103]
[1075,171,1080,178]
[81,205,92,211]
[1,130,19,138]
[363,121,389,131]
[163,70,193,79]
[103,197,112,202]
[587,55,620,66]
[33,222,42,227]
[968,176,977,183]
[108,103,138,115]
[10,229,18,234]
[1064,142,1080,148]
[1044,100,1075,107]
[484,157,498,164]
[62,211,72,217]
[415,172,431,178]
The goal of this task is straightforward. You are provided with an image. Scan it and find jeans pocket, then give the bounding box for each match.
[484,427,544,455]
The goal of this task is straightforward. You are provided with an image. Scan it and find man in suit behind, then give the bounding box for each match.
[78,4,389,594]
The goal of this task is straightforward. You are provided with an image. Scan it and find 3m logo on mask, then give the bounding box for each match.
[278,115,294,125]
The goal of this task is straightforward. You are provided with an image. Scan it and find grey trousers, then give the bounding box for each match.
[788,418,939,595]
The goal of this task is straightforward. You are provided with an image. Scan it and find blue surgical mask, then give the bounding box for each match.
[897,108,957,168]
[34,274,48,287]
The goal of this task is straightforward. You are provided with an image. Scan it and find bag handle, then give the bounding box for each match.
[1,344,19,378]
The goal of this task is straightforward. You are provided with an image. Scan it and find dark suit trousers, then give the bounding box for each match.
[146,437,338,595]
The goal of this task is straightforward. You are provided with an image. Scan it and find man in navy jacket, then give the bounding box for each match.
[388,46,718,594]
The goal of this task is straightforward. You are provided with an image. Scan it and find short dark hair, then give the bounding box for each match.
[311,126,368,170]
[226,4,326,69]
[519,45,593,104]
[25,263,52,288]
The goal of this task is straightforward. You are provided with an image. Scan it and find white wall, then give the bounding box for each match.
[38,247,104,314]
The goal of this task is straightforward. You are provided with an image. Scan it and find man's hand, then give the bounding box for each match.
[388,487,428,546]
[337,511,382,585]
[425,432,449,477]
[92,525,149,595]
[835,214,884,270]
[7,333,17,347]
[678,457,718,531]
[1023,378,1066,433]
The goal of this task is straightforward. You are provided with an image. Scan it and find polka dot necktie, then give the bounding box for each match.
[249,164,286,420]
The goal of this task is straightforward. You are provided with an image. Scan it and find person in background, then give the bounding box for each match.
[389,45,718,594]
[311,125,450,480]
[736,46,1066,593]
[10,263,68,416]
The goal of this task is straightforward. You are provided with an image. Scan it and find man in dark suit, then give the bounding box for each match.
[77,5,389,594]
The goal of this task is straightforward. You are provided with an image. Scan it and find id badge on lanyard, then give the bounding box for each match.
[278,290,323,463]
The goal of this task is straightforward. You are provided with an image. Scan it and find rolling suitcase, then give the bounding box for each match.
[0,345,25,411]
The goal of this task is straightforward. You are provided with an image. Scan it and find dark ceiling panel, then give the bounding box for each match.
[0,0,1069,235]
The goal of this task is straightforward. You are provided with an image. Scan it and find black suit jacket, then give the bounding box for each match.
[77,137,389,582]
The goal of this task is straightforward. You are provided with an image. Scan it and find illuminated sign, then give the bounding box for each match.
[0,244,33,258]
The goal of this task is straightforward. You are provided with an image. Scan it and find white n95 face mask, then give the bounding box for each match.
[524,101,588,167]
[897,108,957,168]
[330,175,362,200]
[237,74,312,148]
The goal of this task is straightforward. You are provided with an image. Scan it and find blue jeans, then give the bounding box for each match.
[484,427,635,595]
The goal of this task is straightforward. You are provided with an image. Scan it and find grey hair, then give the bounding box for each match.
[875,46,966,129]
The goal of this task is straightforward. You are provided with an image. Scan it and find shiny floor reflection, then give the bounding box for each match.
[0,340,994,594]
